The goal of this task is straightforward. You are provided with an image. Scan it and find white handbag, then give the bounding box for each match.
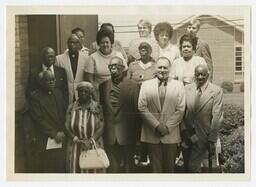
[79,139,110,169]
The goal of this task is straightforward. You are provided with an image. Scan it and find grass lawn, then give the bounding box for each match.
[223,92,244,109]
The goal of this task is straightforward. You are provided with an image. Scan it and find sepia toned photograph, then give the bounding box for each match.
[6,5,250,181]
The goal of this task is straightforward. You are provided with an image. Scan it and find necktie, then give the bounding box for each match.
[194,87,202,112]
[159,84,166,109]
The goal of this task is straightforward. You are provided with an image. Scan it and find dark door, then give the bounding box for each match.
[57,15,98,54]
[28,15,58,70]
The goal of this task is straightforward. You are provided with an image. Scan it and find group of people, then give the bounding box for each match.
[24,18,223,174]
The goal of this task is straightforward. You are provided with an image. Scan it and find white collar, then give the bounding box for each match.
[197,80,209,93]
[138,60,153,70]
[160,43,173,51]
[42,64,55,75]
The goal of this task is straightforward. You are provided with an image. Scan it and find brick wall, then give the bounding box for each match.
[15,15,30,172]
[15,16,30,112]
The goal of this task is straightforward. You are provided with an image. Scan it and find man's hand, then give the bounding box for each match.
[155,125,169,137]
[54,131,66,143]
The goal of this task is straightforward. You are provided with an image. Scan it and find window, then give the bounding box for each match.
[234,45,244,82]
[235,46,243,72]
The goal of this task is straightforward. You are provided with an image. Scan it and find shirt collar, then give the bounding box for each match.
[197,80,209,93]
[69,51,79,59]
[42,64,54,74]
[160,43,172,51]
[138,60,153,70]
[158,77,168,87]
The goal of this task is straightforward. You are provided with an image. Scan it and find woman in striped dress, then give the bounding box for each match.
[65,81,104,173]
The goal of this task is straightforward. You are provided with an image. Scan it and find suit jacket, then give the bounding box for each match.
[55,51,89,104]
[26,65,68,103]
[29,88,68,150]
[138,78,185,144]
[99,77,140,145]
[182,82,224,143]
[195,39,213,81]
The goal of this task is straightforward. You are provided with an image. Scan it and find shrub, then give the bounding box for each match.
[221,81,234,93]
[219,104,244,173]
[240,82,244,92]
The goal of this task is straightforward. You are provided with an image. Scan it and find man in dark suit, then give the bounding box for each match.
[26,47,68,103]
[186,19,213,81]
[99,56,140,173]
[181,64,223,173]
[29,70,68,173]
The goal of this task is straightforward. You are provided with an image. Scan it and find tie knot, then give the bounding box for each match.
[197,88,202,96]
[158,79,168,87]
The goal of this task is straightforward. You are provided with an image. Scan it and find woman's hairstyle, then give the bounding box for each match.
[100,23,115,33]
[96,29,114,45]
[76,81,97,101]
[153,22,173,41]
[188,18,201,30]
[179,34,197,51]
[137,19,152,33]
[72,27,85,35]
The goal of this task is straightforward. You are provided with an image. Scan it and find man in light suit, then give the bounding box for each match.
[99,56,140,173]
[138,57,185,173]
[181,64,223,173]
[55,34,89,104]
[186,18,213,81]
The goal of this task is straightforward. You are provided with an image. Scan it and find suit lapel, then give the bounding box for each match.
[162,79,172,113]
[40,92,60,124]
[105,81,114,114]
[186,83,197,113]
[64,51,74,81]
[151,78,161,113]
[75,52,82,81]
[114,79,128,116]
[195,83,214,113]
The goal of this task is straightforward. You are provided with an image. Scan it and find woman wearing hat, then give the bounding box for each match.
[127,42,157,83]
[127,41,157,167]
[65,81,104,173]
[154,22,180,66]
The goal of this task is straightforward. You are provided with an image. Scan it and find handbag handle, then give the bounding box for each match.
[89,138,101,156]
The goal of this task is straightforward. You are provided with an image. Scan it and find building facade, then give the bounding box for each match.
[171,15,244,85]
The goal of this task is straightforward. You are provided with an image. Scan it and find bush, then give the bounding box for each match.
[219,104,244,173]
[221,81,234,93]
[240,82,244,92]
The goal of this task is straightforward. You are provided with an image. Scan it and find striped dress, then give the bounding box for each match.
[65,100,104,173]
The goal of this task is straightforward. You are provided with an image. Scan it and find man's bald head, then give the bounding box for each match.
[41,47,56,67]
[194,64,209,87]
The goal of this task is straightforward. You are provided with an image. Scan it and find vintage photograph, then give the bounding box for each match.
[6,5,250,180]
